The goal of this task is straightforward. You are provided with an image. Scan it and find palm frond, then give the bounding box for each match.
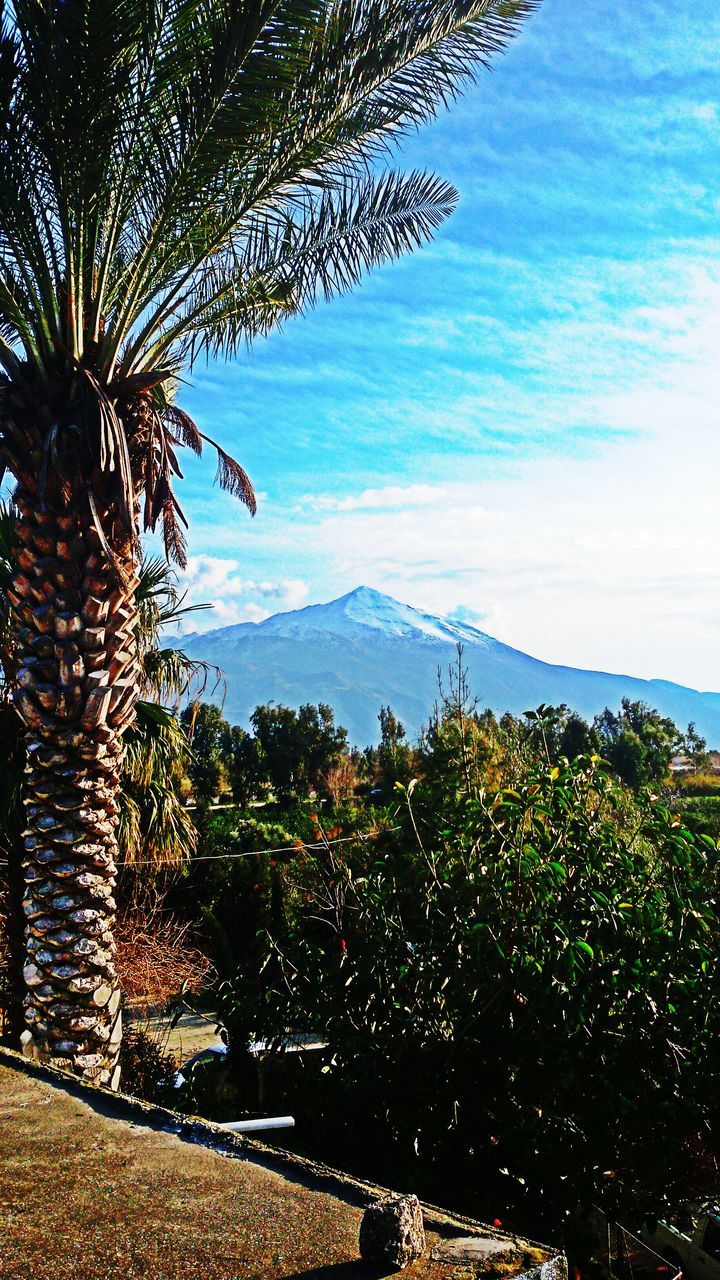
[135,552,221,700]
[0,0,537,544]
[204,433,256,511]
[119,698,197,865]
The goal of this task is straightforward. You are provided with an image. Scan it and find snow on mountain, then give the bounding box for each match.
[169,586,720,746]
[180,587,491,646]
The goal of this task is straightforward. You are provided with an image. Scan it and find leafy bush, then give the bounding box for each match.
[178,812,305,987]
[675,795,720,839]
[223,755,720,1233]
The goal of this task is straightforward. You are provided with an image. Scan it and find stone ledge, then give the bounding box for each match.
[0,1044,566,1280]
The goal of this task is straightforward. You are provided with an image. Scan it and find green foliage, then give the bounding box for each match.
[523,703,600,764]
[685,723,711,773]
[220,751,720,1231]
[181,701,230,803]
[222,724,259,806]
[0,0,537,372]
[593,698,684,792]
[675,796,720,840]
[251,702,348,800]
[118,701,196,867]
[375,705,414,792]
[179,698,351,804]
[183,811,303,984]
[151,664,720,1230]
[419,647,504,797]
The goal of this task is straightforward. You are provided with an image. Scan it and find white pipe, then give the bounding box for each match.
[219,1116,295,1133]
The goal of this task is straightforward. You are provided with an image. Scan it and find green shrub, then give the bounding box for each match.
[223,755,720,1233]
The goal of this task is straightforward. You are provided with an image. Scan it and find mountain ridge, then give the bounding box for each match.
[170,586,720,745]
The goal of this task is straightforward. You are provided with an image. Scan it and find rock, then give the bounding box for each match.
[431,1237,515,1264]
[20,1029,40,1060]
[359,1194,425,1271]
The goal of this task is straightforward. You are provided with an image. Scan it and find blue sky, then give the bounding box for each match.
[166,0,720,691]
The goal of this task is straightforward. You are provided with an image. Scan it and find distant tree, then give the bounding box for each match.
[298,703,349,796]
[251,704,301,799]
[360,743,380,784]
[684,722,710,773]
[558,710,599,761]
[523,704,599,764]
[181,702,230,804]
[251,702,348,800]
[420,646,501,796]
[222,724,260,806]
[377,705,414,790]
[594,698,683,791]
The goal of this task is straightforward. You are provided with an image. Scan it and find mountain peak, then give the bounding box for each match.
[336,584,391,608]
[301,584,484,644]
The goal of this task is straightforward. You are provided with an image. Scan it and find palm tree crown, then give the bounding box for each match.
[0,0,536,556]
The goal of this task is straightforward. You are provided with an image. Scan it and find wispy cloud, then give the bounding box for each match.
[175,558,308,631]
[301,484,452,513]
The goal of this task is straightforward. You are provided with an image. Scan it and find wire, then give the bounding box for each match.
[0,828,399,871]
[118,830,388,868]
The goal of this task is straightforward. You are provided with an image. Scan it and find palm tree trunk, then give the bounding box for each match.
[10,485,139,1088]
[0,699,26,1047]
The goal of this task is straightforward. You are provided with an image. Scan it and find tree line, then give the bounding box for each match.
[180,675,710,809]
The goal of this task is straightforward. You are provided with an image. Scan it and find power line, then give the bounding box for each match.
[0,828,399,871]
[118,829,392,868]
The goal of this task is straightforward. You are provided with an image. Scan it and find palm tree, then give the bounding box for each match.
[0,0,536,1084]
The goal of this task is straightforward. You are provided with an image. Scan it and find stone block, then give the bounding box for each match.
[359,1193,425,1271]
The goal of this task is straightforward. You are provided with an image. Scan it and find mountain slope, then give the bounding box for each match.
[172,586,720,746]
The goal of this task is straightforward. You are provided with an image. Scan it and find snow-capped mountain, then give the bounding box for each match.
[171,586,720,746]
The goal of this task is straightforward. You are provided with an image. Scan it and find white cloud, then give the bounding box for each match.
[175,558,308,631]
[302,484,452,513]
